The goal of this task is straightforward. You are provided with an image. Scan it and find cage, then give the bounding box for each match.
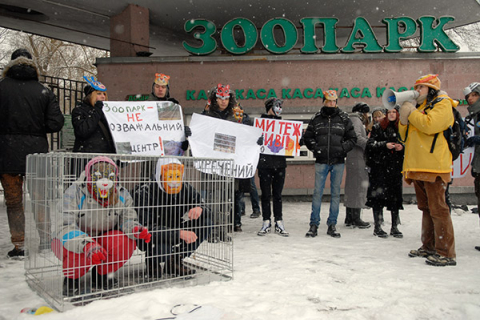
[24,152,234,311]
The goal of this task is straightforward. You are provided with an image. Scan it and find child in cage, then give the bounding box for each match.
[52,156,151,296]
[134,158,213,279]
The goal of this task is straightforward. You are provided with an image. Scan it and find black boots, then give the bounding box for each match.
[345,208,353,227]
[327,224,341,238]
[349,208,371,229]
[390,210,403,238]
[305,224,318,237]
[373,209,388,238]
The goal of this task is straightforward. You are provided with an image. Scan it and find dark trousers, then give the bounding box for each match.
[258,167,286,222]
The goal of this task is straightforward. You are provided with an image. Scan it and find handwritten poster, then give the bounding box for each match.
[188,113,262,178]
[254,118,302,156]
[102,101,185,156]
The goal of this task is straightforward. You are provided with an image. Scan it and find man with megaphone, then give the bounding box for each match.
[397,74,457,267]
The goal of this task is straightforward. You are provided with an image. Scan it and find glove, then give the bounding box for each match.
[466,136,480,147]
[188,207,203,220]
[94,101,104,110]
[179,230,198,244]
[181,140,189,151]
[184,126,192,137]
[399,101,416,125]
[257,136,264,146]
[133,226,152,243]
[84,242,107,265]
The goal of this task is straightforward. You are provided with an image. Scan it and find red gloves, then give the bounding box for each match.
[133,226,152,243]
[83,242,107,265]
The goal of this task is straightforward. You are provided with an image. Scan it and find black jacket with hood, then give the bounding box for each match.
[0,56,64,174]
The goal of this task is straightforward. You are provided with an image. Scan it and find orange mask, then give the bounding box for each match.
[161,163,184,194]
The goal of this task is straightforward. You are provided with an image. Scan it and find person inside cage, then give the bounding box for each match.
[134,157,213,279]
[52,156,151,296]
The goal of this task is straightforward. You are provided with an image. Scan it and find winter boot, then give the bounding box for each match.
[425,254,456,267]
[250,209,261,218]
[165,256,196,277]
[408,247,436,258]
[390,210,403,238]
[257,220,271,236]
[7,245,25,259]
[327,224,341,238]
[351,208,371,229]
[345,207,353,227]
[305,224,318,238]
[475,246,480,251]
[275,220,289,237]
[91,266,118,290]
[373,209,388,238]
[63,277,80,297]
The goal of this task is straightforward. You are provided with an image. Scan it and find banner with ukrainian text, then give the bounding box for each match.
[102,101,185,156]
[254,118,302,156]
[188,113,262,178]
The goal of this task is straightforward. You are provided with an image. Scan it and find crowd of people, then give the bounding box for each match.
[1,48,480,297]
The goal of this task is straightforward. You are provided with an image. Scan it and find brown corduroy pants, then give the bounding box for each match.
[413,177,456,258]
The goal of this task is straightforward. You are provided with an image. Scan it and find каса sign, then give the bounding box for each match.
[183,16,459,55]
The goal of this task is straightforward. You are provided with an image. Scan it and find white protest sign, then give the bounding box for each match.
[188,113,262,178]
[254,118,302,156]
[102,101,185,156]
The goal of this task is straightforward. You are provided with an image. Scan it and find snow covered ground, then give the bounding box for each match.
[1,197,480,320]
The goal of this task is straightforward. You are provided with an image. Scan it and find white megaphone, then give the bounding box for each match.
[382,89,419,110]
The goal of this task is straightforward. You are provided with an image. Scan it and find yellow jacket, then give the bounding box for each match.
[398,91,456,176]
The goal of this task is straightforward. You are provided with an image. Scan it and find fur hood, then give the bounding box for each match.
[1,56,40,81]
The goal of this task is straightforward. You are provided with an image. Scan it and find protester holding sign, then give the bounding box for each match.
[72,76,115,154]
[398,74,456,266]
[197,83,262,232]
[256,98,290,237]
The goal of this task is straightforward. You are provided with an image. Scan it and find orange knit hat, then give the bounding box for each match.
[414,74,441,91]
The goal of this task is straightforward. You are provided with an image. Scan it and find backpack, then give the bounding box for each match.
[427,98,468,161]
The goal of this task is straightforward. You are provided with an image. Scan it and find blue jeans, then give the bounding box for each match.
[310,163,345,227]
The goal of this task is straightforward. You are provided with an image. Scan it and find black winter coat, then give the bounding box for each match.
[365,122,404,210]
[71,101,115,153]
[303,107,357,165]
[0,57,64,174]
[134,181,211,234]
[257,114,287,169]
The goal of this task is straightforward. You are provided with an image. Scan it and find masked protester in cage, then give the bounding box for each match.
[365,107,404,239]
[0,48,64,259]
[52,156,151,296]
[185,83,263,235]
[398,74,457,267]
[134,158,213,279]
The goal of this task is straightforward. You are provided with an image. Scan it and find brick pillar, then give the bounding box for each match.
[110,4,150,57]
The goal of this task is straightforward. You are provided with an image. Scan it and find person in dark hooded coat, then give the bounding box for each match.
[0,48,64,258]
